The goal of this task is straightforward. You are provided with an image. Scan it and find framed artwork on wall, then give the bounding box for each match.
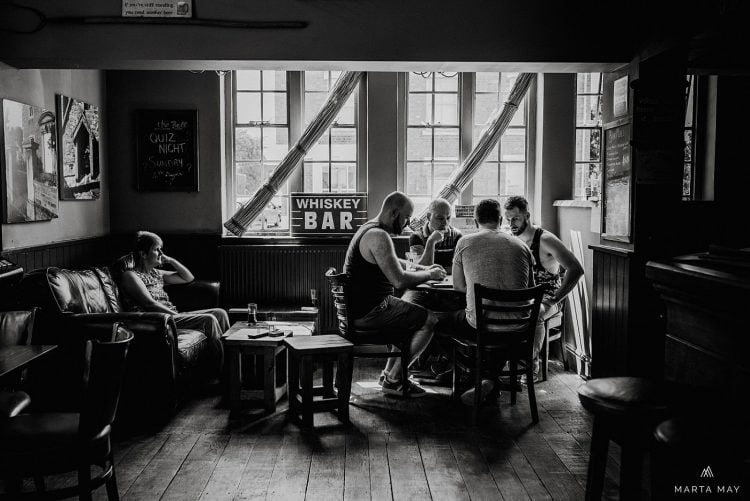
[56,94,101,200]
[135,109,199,192]
[1,99,59,223]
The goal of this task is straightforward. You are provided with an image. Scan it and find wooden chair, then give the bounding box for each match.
[0,324,134,500]
[325,268,411,398]
[0,309,37,418]
[450,284,545,425]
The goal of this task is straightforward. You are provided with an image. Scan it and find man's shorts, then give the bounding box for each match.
[400,289,466,313]
[353,295,429,334]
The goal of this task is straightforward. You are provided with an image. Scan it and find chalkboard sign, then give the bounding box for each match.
[602,123,632,242]
[135,109,198,191]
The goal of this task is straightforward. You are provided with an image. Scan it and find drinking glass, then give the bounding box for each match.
[247,303,258,325]
[405,251,418,271]
[310,288,318,307]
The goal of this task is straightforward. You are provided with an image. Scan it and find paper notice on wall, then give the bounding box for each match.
[122,0,192,17]
[453,205,477,234]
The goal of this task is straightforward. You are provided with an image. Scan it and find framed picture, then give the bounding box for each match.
[56,94,101,200]
[1,99,59,223]
[135,109,199,191]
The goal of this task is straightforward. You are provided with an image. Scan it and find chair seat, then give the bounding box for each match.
[577,377,668,418]
[0,390,31,418]
[0,413,110,472]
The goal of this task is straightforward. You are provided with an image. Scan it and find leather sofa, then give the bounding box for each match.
[19,264,221,426]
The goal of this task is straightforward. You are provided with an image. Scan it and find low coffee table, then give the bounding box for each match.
[223,320,315,413]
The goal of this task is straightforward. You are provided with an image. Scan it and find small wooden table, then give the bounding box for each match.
[0,345,57,382]
[222,321,314,413]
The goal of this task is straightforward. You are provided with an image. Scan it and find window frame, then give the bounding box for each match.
[573,72,603,201]
[398,71,533,212]
[224,70,366,236]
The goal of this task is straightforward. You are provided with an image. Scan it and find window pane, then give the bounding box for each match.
[306,71,328,91]
[473,125,498,161]
[499,73,519,98]
[684,129,693,162]
[331,128,356,161]
[306,131,330,161]
[575,129,600,162]
[264,196,288,230]
[509,97,526,127]
[304,162,330,192]
[434,73,458,92]
[407,128,432,160]
[501,162,525,195]
[576,95,601,126]
[262,127,288,161]
[411,197,430,215]
[474,163,498,196]
[434,94,458,125]
[236,93,261,123]
[476,73,499,93]
[406,162,432,195]
[335,95,356,125]
[408,73,432,92]
[475,93,498,126]
[500,129,525,161]
[683,163,692,197]
[408,94,432,125]
[235,128,262,161]
[235,161,263,196]
[236,71,260,91]
[331,163,356,192]
[577,73,601,94]
[262,71,286,91]
[434,128,459,161]
[433,163,456,195]
[263,92,287,124]
[304,92,326,125]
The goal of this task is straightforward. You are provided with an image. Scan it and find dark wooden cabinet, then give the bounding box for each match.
[646,253,750,396]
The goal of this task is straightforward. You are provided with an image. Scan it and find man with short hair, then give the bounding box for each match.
[503,195,584,382]
[344,191,447,397]
[408,198,463,272]
[448,199,535,403]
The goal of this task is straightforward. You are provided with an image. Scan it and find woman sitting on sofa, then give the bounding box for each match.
[119,230,229,374]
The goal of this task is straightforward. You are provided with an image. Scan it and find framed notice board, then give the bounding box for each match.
[601,122,632,242]
[135,109,198,191]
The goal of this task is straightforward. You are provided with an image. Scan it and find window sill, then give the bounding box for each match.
[220,234,410,246]
[553,199,599,208]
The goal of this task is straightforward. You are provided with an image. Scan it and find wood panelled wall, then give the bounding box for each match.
[1,236,115,272]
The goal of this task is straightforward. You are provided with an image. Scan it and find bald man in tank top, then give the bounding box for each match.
[343,191,447,398]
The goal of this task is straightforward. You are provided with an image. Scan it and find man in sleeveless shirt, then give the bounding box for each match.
[504,196,584,382]
[343,191,447,397]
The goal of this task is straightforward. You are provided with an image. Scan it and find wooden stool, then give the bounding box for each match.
[284,334,354,427]
[577,377,668,501]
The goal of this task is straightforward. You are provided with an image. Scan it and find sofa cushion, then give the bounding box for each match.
[46,268,119,314]
[177,329,207,370]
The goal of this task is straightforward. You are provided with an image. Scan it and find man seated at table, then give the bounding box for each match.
[504,196,584,383]
[444,198,535,404]
[344,191,447,397]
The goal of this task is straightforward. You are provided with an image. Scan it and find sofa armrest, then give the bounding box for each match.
[165,280,220,312]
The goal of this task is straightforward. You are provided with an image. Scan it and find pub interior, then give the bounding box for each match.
[1,1,749,499]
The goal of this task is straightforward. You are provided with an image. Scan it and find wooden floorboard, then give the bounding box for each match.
[28,363,619,500]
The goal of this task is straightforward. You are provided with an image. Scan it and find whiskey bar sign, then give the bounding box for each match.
[291,193,367,236]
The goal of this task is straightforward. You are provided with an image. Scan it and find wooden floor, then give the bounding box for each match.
[28,361,626,500]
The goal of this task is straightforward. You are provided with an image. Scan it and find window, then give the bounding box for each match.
[471,72,528,207]
[574,73,602,201]
[403,72,530,214]
[230,70,361,234]
[683,75,696,200]
[405,72,461,214]
[303,71,358,193]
